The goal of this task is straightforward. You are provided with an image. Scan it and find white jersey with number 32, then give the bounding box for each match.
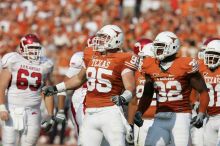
[1,52,53,107]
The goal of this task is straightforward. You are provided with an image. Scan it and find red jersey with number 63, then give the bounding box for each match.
[142,57,198,113]
[199,60,220,116]
[1,52,53,107]
[83,49,139,108]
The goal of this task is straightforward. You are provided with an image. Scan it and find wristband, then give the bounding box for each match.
[120,90,133,102]
[56,82,66,93]
[57,91,67,96]
[58,109,64,113]
[0,104,7,112]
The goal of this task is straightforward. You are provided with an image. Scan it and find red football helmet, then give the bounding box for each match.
[198,37,220,59]
[133,38,153,57]
[19,34,42,63]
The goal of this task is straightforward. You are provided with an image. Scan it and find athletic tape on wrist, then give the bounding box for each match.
[0,104,7,112]
[121,90,133,102]
[56,82,66,93]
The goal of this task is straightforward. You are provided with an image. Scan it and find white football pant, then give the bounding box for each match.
[204,114,220,146]
[134,119,154,146]
[191,127,204,146]
[2,105,41,146]
[79,105,126,146]
[145,112,191,146]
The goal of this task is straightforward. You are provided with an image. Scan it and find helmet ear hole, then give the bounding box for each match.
[173,46,176,49]
[116,40,119,44]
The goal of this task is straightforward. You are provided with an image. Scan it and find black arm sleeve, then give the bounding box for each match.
[137,74,154,114]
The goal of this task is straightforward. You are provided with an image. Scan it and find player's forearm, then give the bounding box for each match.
[127,98,138,124]
[198,91,209,113]
[44,96,54,116]
[0,91,6,105]
[58,95,66,110]
[64,75,85,90]
[122,72,135,94]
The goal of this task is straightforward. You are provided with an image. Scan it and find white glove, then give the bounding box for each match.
[190,112,205,128]
[41,115,55,132]
[55,110,66,123]
[125,124,134,145]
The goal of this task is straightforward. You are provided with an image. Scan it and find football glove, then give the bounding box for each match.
[134,111,143,127]
[41,115,55,132]
[55,109,66,123]
[125,124,134,145]
[190,112,205,128]
[111,95,127,106]
[192,101,200,114]
[42,86,58,96]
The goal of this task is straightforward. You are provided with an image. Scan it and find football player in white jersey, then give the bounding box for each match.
[0,34,54,146]
[55,51,86,140]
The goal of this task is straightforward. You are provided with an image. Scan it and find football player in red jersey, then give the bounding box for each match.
[128,38,157,146]
[198,40,220,146]
[134,31,209,146]
[0,34,54,146]
[42,25,139,146]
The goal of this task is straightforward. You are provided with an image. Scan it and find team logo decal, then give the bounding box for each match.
[111,28,121,37]
[168,36,176,43]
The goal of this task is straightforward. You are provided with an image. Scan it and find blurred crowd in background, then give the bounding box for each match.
[0,0,220,145]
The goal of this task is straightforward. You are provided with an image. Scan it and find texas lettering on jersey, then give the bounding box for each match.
[83,48,138,108]
[142,57,198,113]
[199,60,220,115]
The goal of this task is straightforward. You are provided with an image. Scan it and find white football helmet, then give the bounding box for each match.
[204,40,220,69]
[153,31,180,61]
[92,25,124,52]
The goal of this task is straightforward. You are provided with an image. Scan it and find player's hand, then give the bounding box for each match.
[0,111,9,121]
[0,104,9,121]
[42,86,58,96]
[134,111,143,127]
[190,112,205,128]
[41,115,55,132]
[111,95,127,106]
[55,110,66,123]
[125,124,134,145]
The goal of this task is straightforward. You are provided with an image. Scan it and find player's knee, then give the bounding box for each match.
[2,137,16,146]
[2,127,16,146]
[145,126,169,146]
[22,128,40,146]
